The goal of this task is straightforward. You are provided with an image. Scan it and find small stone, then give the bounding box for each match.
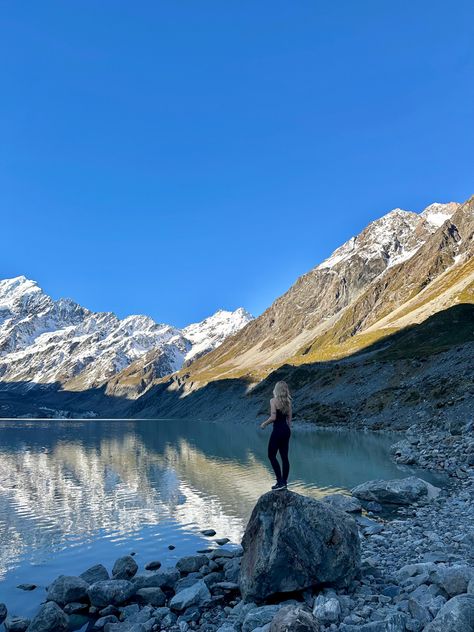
[87,580,136,607]
[216,538,230,545]
[135,587,167,606]
[176,555,209,574]
[17,584,36,591]
[92,615,119,630]
[144,560,162,571]
[201,529,217,536]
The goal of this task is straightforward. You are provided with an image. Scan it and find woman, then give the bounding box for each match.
[260,381,292,490]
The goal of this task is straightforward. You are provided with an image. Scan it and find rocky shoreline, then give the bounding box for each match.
[1,419,473,632]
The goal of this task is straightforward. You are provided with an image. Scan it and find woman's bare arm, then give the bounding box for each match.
[260,399,277,429]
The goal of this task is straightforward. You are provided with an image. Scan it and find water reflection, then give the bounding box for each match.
[0,419,440,614]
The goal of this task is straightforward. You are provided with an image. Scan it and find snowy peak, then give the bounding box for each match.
[183,307,254,362]
[421,202,459,228]
[318,201,459,272]
[0,277,252,389]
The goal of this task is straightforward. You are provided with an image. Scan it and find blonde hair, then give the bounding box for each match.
[273,381,292,415]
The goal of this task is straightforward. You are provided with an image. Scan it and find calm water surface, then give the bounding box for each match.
[0,419,442,615]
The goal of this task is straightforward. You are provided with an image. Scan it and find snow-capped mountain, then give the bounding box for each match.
[318,202,459,271]
[183,307,253,363]
[0,276,253,390]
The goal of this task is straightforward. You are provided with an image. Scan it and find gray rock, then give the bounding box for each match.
[93,614,119,630]
[4,617,31,632]
[201,529,217,536]
[112,555,138,580]
[216,538,231,545]
[429,565,474,597]
[0,603,8,624]
[323,494,362,513]
[176,555,209,574]
[25,602,68,632]
[270,605,319,632]
[239,490,360,602]
[87,580,136,607]
[351,477,440,505]
[80,564,110,584]
[132,567,180,591]
[46,574,89,605]
[135,587,166,606]
[169,579,212,611]
[339,612,407,631]
[424,594,474,631]
[242,605,281,632]
[312,596,341,624]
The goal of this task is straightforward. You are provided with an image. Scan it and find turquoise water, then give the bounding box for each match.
[0,419,442,616]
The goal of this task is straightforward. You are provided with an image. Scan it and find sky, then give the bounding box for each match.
[1,2,473,327]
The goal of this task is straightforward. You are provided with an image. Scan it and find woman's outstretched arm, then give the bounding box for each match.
[260,399,277,429]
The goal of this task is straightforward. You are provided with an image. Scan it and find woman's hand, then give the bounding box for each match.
[260,421,267,429]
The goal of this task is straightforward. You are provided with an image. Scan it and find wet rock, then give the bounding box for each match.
[144,560,161,571]
[87,580,136,607]
[323,494,362,513]
[135,587,167,606]
[112,555,138,580]
[80,564,110,584]
[132,567,180,591]
[4,616,30,632]
[240,490,360,602]
[176,555,210,574]
[352,477,440,505]
[25,602,68,632]
[17,584,36,591]
[424,594,474,631]
[169,579,212,611]
[202,529,217,536]
[270,605,319,632]
[216,538,230,545]
[46,575,89,605]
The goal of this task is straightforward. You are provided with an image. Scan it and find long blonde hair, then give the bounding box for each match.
[273,381,292,415]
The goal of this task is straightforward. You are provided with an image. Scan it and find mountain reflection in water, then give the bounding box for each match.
[0,419,441,615]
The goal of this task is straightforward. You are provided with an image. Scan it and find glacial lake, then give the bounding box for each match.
[0,418,444,616]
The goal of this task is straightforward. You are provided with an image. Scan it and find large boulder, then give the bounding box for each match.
[351,476,440,505]
[25,602,68,632]
[239,490,360,602]
[46,575,89,605]
[424,594,474,631]
[429,565,474,597]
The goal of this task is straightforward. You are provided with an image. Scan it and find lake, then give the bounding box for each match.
[0,418,442,616]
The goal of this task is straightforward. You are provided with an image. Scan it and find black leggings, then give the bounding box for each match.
[268,424,291,484]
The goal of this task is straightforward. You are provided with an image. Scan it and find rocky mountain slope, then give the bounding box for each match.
[119,195,473,428]
[0,276,253,393]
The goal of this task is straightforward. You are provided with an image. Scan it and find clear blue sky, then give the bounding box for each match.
[1,2,473,327]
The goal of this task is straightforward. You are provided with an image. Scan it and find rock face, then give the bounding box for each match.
[239,490,360,602]
[351,477,440,505]
[25,602,68,632]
